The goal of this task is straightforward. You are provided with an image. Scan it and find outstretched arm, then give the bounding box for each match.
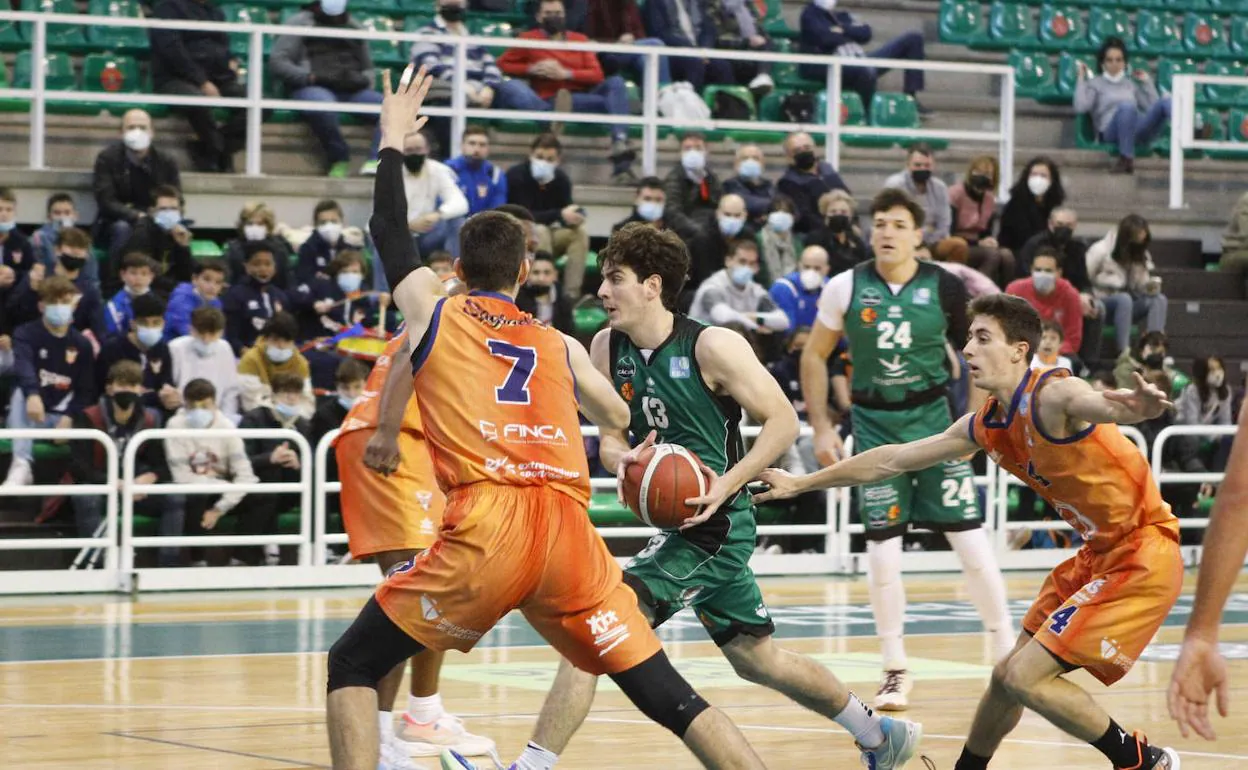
[753,414,978,502]
[564,333,630,435]
[1046,371,1173,427]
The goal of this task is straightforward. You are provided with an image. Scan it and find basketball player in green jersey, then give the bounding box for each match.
[442,222,922,770]
[800,188,1015,711]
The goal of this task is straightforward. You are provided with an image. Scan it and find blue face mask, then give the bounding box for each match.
[730,265,755,287]
[43,303,74,327]
[336,272,363,294]
[154,209,181,231]
[718,216,745,238]
[337,394,358,410]
[767,211,794,233]
[192,338,215,358]
[185,408,214,429]
[738,159,762,180]
[266,344,294,364]
[136,325,164,348]
[274,402,300,419]
[0,221,15,233]
[636,201,664,222]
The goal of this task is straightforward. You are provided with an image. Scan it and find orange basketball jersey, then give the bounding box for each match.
[337,330,424,439]
[411,292,590,503]
[970,367,1178,553]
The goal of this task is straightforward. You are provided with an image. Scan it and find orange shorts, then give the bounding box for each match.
[336,429,445,559]
[375,483,662,676]
[1023,525,1182,685]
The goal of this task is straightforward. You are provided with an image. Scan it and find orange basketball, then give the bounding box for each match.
[620,444,707,530]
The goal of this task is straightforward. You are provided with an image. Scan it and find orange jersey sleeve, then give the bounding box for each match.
[970,368,1177,552]
[411,292,590,504]
[337,331,424,439]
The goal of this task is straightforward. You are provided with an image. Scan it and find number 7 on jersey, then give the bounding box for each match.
[488,339,537,404]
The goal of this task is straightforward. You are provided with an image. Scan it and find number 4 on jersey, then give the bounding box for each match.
[1048,605,1078,635]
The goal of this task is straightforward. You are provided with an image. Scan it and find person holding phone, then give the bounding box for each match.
[1086,213,1168,356]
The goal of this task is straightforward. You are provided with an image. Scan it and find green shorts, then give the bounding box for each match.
[852,400,981,541]
[623,507,774,646]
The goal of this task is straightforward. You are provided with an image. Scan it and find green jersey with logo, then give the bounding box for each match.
[845,261,951,407]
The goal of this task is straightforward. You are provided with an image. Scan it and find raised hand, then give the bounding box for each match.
[379,65,433,154]
[1104,371,1173,420]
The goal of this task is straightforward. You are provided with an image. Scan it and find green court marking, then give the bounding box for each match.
[439,653,992,692]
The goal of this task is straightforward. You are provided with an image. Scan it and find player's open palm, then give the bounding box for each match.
[1168,636,1229,740]
[615,429,658,503]
[813,427,844,467]
[379,65,432,150]
[1105,372,1173,420]
[751,467,800,503]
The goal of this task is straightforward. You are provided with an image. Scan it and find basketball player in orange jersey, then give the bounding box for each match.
[755,294,1183,770]
[1168,398,1248,741]
[324,63,768,770]
[333,327,495,769]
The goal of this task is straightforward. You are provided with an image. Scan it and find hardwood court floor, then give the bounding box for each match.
[2,574,1248,769]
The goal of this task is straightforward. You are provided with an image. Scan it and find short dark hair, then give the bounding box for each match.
[1134,330,1167,359]
[38,275,80,304]
[680,131,706,145]
[261,311,299,343]
[459,211,527,292]
[728,238,759,258]
[769,192,797,215]
[493,203,534,223]
[152,184,182,205]
[462,124,489,141]
[194,257,227,277]
[1031,245,1064,269]
[637,176,665,193]
[870,188,926,230]
[107,359,144,388]
[531,251,556,266]
[968,293,1042,359]
[270,371,305,394]
[906,141,933,159]
[328,249,367,277]
[190,305,226,334]
[121,252,156,272]
[1040,319,1064,340]
[530,133,562,153]
[0,187,14,204]
[1097,36,1128,72]
[56,227,91,251]
[599,222,689,311]
[335,357,369,385]
[314,199,342,220]
[46,192,74,214]
[184,378,217,403]
[131,292,166,320]
[425,250,453,268]
[244,240,275,262]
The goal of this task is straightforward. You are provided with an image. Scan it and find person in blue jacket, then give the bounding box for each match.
[164,258,226,341]
[5,227,106,344]
[105,252,157,337]
[769,244,831,330]
[445,125,509,215]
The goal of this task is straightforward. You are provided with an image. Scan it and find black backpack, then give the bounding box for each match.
[781,92,816,123]
[712,90,753,121]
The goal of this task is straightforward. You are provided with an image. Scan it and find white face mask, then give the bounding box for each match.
[185,408,214,429]
[814,0,836,9]
[243,224,268,241]
[799,268,823,291]
[1027,174,1051,197]
[529,158,556,184]
[317,221,343,244]
[737,159,762,180]
[1103,70,1126,84]
[123,127,151,152]
[681,149,706,173]
[767,211,794,233]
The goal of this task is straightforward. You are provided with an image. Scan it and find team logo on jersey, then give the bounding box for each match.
[669,356,691,379]
[859,307,878,326]
[479,420,499,441]
[858,287,883,307]
[65,347,78,364]
[149,359,162,375]
[913,287,932,305]
[415,490,433,511]
[616,356,636,380]
[879,355,908,377]
[887,305,903,319]
[620,382,634,402]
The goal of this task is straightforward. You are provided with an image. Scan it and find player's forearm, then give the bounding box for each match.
[800,347,834,430]
[375,340,413,435]
[793,444,907,492]
[721,409,800,497]
[368,148,423,291]
[1186,410,1248,639]
[1070,392,1138,425]
[598,432,631,476]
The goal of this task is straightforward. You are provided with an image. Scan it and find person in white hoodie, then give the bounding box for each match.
[167,305,243,424]
[400,130,469,259]
[689,238,791,355]
[1084,213,1168,355]
[165,377,259,567]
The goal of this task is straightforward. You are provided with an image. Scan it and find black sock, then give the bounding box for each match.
[954,746,991,770]
[1091,720,1161,769]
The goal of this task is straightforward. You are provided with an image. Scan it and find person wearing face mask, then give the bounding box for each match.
[663,132,725,244]
[1172,355,1235,477]
[613,177,670,233]
[688,193,757,294]
[997,156,1067,254]
[776,132,851,235]
[311,357,369,451]
[445,126,508,216]
[515,252,574,333]
[0,187,34,280]
[297,199,348,285]
[224,202,292,289]
[947,156,1015,289]
[95,292,177,415]
[2,277,96,488]
[237,311,316,418]
[165,259,227,342]
[116,184,194,297]
[1087,214,1168,356]
[69,360,181,566]
[5,227,107,344]
[770,245,831,330]
[270,0,386,178]
[34,193,98,288]
[105,253,157,338]
[884,143,961,258]
[1114,330,1169,391]
[689,239,791,346]
[723,145,776,224]
[505,134,592,300]
[293,250,380,389]
[1014,206,1102,362]
[1005,248,1083,369]
[399,131,468,260]
[757,195,801,283]
[165,377,260,565]
[223,243,291,355]
[804,189,869,275]
[1074,37,1171,175]
[167,306,242,423]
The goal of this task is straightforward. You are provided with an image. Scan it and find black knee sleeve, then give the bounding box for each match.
[608,651,710,738]
[327,597,425,694]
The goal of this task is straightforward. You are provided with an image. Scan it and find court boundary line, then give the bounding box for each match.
[104,730,331,768]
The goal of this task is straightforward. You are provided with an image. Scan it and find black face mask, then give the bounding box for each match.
[827,214,851,233]
[403,153,427,174]
[1050,225,1073,245]
[970,173,992,190]
[112,391,139,410]
[793,150,817,171]
[440,3,464,22]
[541,15,565,34]
[1143,353,1165,368]
[59,254,88,273]
[911,169,932,184]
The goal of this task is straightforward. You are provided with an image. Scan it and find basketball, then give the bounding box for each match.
[620,444,707,530]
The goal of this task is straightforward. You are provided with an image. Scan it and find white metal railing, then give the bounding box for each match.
[0,11,1016,189]
[1151,424,1240,529]
[1169,73,1248,209]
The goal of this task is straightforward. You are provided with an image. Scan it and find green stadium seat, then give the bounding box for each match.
[1208,0,1248,11]
[1135,11,1184,56]
[1011,49,1057,99]
[352,0,398,12]
[0,440,72,460]
[588,492,637,527]
[0,14,21,51]
[1182,12,1227,56]
[771,38,818,91]
[939,0,985,45]
[85,0,147,51]
[984,2,1037,49]
[262,69,299,124]
[1075,112,1116,152]
[1054,51,1095,101]
[1225,16,1248,57]
[760,0,798,39]
[1037,4,1084,50]
[191,240,224,259]
[221,5,272,57]
[13,51,100,114]
[1152,106,1222,157]
[1169,0,1213,9]
[357,14,406,66]
[869,92,947,149]
[1087,7,1131,49]
[22,0,88,52]
[1202,60,1248,106]
[572,303,607,338]
[816,90,882,147]
[0,57,28,112]
[1155,57,1200,95]
[82,53,142,116]
[1207,108,1248,159]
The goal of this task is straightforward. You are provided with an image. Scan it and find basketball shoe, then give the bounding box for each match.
[381,736,428,770]
[874,669,913,711]
[439,748,509,770]
[397,712,496,757]
[858,716,922,770]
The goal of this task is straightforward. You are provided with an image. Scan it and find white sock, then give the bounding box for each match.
[867,537,907,669]
[407,693,443,723]
[515,741,559,770]
[378,711,395,742]
[833,691,886,748]
[946,528,1015,660]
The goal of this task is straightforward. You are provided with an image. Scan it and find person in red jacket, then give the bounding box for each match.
[1005,246,1083,364]
[495,0,637,184]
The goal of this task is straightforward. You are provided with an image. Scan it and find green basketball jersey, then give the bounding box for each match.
[845,261,951,405]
